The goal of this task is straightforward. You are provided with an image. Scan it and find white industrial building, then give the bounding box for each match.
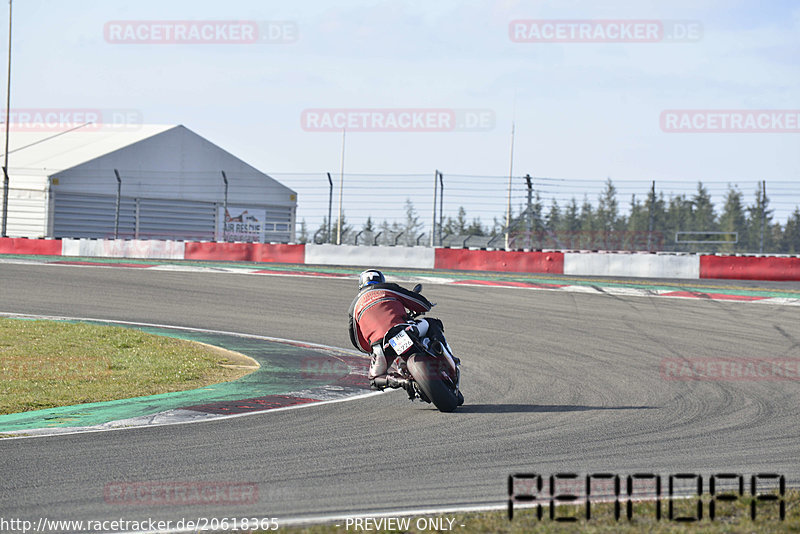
[0,124,296,242]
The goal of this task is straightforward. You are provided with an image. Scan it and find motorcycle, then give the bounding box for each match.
[380,284,463,412]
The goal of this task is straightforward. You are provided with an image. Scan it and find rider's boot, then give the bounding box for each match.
[368,346,389,391]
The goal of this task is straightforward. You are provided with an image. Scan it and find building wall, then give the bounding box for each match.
[46,126,296,241]
[1,172,49,238]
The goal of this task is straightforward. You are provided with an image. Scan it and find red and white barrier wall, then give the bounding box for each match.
[2,237,800,281]
[564,253,699,279]
[305,244,435,269]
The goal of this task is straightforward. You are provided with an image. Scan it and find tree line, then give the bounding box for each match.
[299,180,800,254]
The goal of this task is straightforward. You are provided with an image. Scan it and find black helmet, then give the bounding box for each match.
[358,269,385,290]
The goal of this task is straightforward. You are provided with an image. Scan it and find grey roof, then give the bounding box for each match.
[1,124,177,176]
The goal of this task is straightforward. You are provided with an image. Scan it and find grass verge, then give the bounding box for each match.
[0,318,257,414]
[271,490,799,533]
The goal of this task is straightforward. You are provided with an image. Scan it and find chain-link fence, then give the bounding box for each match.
[275,173,799,254]
[4,172,798,254]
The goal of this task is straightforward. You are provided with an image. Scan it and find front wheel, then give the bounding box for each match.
[407,354,460,412]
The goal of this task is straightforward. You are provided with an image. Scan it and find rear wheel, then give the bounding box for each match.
[407,354,460,412]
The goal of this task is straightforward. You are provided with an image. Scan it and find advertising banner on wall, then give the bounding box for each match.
[219,206,266,242]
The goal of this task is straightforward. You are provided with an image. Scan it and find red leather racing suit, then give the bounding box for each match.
[348,282,433,354]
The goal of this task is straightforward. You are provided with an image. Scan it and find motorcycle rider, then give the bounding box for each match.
[348,269,453,393]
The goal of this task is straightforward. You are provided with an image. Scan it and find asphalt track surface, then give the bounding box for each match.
[1,262,799,528]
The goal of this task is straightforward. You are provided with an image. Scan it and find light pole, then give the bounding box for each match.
[505,121,515,250]
[221,170,228,241]
[1,0,12,237]
[336,128,345,245]
[430,169,438,247]
[326,172,333,243]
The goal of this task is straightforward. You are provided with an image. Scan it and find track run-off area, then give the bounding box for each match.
[1,259,799,529]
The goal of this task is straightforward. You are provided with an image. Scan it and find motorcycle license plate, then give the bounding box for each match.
[389,330,414,354]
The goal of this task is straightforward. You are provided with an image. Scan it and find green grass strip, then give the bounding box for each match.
[0,320,357,432]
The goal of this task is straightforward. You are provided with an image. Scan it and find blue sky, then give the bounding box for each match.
[4,0,799,230]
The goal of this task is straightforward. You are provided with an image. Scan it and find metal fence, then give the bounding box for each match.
[276,173,799,254]
[3,173,798,254]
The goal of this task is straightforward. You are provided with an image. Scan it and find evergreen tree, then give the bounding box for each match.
[314,216,331,244]
[596,178,620,234]
[362,216,375,233]
[768,221,783,254]
[719,185,746,253]
[530,191,544,231]
[490,216,503,236]
[444,206,469,235]
[466,218,487,236]
[690,182,717,232]
[745,182,772,253]
[403,199,424,245]
[648,190,668,251]
[666,194,692,248]
[544,199,562,249]
[331,213,352,244]
[377,219,392,246]
[780,207,800,253]
[546,199,562,230]
[579,195,595,248]
[389,220,404,245]
[563,197,580,248]
[627,195,647,231]
[627,194,649,250]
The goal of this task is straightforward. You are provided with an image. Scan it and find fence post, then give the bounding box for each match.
[221,171,228,242]
[326,172,333,244]
[430,169,438,247]
[438,172,444,246]
[113,169,121,239]
[760,180,766,254]
[647,180,655,251]
[525,174,533,249]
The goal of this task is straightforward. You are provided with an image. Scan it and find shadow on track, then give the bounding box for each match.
[456,404,657,414]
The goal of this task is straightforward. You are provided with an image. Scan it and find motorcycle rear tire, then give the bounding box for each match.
[407,353,460,412]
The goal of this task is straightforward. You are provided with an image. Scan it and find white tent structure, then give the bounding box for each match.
[0,124,296,242]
